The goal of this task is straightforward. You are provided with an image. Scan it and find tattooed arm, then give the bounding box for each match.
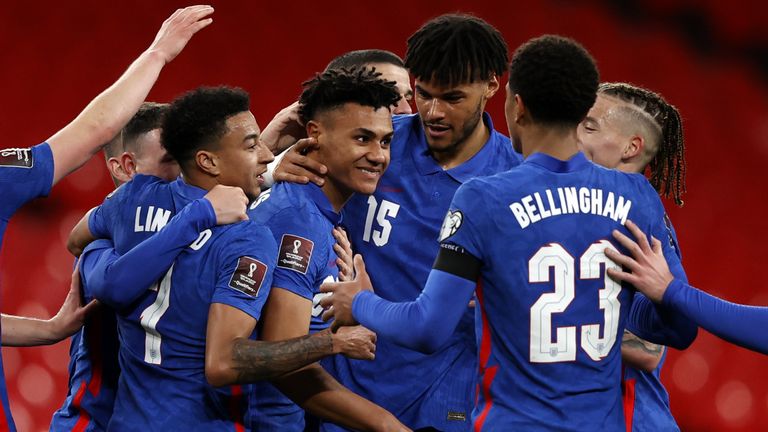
[621,329,665,372]
[205,303,374,384]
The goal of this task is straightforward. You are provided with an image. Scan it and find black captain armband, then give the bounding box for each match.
[433,242,481,281]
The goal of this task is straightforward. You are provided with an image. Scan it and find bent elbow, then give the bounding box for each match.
[205,362,235,388]
[668,326,698,351]
[410,328,449,354]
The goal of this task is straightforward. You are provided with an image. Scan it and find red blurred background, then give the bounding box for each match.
[1,0,767,430]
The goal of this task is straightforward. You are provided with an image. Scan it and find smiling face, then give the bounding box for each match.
[310,103,393,196]
[212,111,274,200]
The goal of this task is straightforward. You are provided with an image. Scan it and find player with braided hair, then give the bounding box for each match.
[596,83,686,206]
[578,82,687,431]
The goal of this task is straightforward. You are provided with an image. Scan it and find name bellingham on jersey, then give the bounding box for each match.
[509,187,632,229]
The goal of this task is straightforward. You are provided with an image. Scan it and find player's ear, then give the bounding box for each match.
[485,74,500,99]
[196,150,220,176]
[623,135,644,160]
[120,152,137,178]
[306,120,321,140]
[107,154,131,184]
[513,94,527,125]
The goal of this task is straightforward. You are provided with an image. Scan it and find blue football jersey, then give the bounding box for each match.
[328,113,522,430]
[87,175,277,431]
[622,214,684,432]
[0,143,55,431]
[245,182,341,431]
[50,307,120,432]
[442,152,686,431]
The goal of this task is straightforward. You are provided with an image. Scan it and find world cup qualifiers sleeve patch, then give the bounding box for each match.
[0,148,33,168]
[439,210,463,242]
[277,234,314,274]
[228,256,267,297]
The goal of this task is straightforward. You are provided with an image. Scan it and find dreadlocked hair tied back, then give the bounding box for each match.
[599,83,686,206]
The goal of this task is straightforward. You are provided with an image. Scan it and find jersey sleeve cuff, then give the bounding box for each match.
[661,278,685,308]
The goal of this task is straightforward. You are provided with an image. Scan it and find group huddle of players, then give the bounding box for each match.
[3,4,767,432]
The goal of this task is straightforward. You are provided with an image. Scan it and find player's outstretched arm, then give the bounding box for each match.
[608,219,768,355]
[46,5,213,185]
[320,254,475,353]
[80,186,245,308]
[1,268,98,346]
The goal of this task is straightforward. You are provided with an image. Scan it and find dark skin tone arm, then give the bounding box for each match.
[205,302,407,431]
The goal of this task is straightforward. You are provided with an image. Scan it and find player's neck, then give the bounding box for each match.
[181,172,216,194]
[430,118,490,170]
[521,125,580,161]
[321,178,353,213]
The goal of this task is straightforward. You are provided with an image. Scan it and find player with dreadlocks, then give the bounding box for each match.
[577,82,687,431]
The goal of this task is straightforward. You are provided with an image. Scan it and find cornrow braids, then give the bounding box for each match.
[598,83,686,206]
[298,67,401,124]
[404,14,508,87]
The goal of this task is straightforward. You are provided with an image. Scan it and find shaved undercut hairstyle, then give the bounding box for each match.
[326,49,404,71]
[599,82,686,206]
[122,102,170,154]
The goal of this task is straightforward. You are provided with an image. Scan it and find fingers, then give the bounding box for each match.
[604,247,639,272]
[611,229,643,260]
[650,236,663,254]
[352,255,366,281]
[319,280,336,295]
[606,267,637,285]
[330,319,341,333]
[625,220,652,254]
[273,173,310,185]
[81,299,100,316]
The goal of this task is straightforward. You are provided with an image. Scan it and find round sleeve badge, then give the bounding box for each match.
[439,210,463,242]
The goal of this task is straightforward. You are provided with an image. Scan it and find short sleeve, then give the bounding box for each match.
[0,143,54,217]
[211,223,278,321]
[266,209,327,301]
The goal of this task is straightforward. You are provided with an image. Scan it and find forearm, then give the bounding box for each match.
[228,329,337,383]
[625,291,697,350]
[1,314,59,347]
[273,363,397,432]
[620,330,664,372]
[664,279,768,354]
[353,269,475,353]
[48,50,167,183]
